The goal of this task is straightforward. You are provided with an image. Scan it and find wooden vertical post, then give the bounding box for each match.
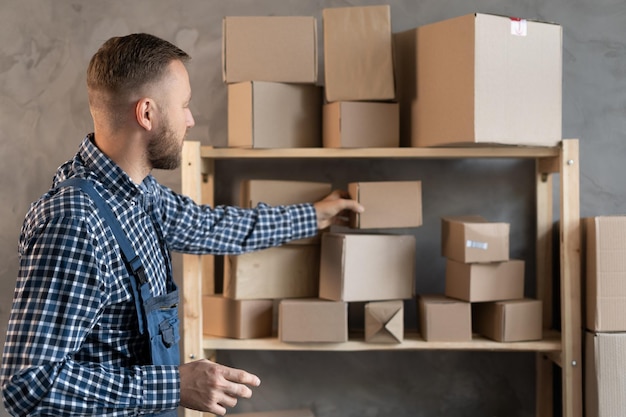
[559,139,583,417]
[181,141,204,417]
[535,154,557,417]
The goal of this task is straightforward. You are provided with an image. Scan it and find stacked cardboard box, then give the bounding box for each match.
[347,181,422,229]
[223,16,322,148]
[418,294,471,342]
[394,13,562,147]
[418,216,543,342]
[322,5,399,148]
[584,216,626,417]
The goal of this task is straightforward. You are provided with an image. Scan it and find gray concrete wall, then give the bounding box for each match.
[1,0,624,416]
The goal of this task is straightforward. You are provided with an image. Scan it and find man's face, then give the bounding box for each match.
[148,60,195,170]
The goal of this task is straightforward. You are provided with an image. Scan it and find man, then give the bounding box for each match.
[1,33,363,416]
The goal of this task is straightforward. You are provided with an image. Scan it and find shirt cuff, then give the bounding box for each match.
[140,365,180,413]
[288,203,318,241]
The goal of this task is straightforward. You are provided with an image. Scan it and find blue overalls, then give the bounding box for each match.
[59,178,180,417]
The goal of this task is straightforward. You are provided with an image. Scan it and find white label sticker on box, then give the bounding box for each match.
[466,240,488,250]
[510,18,528,36]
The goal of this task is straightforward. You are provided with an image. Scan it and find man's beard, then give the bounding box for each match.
[148,122,183,170]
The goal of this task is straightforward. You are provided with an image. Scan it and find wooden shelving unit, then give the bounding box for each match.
[180,139,581,417]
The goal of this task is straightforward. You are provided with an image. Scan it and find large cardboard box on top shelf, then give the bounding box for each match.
[322,5,395,102]
[222,16,317,84]
[394,13,562,147]
[417,294,472,342]
[279,298,348,343]
[323,102,399,148]
[223,245,319,299]
[202,295,273,339]
[441,216,510,263]
[584,216,626,332]
[585,331,626,417]
[228,81,322,148]
[445,259,525,302]
[348,180,422,229]
[240,179,332,244]
[472,299,542,342]
[319,233,416,302]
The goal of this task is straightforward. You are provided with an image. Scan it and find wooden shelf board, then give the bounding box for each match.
[200,146,560,160]
[203,330,562,352]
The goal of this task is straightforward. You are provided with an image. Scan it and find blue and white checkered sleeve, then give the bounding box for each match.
[161,188,318,255]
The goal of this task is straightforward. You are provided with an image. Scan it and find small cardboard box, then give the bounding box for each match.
[365,300,404,343]
[319,233,416,302]
[323,102,399,148]
[417,294,472,342]
[394,13,562,147]
[228,81,322,148]
[231,409,315,417]
[222,16,317,84]
[584,216,626,332]
[473,299,543,342]
[279,299,348,343]
[202,295,273,339]
[224,245,319,299]
[240,179,332,244]
[585,331,626,417]
[445,259,525,302]
[348,181,422,229]
[322,5,395,102]
[441,216,510,263]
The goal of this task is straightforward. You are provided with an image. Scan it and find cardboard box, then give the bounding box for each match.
[445,259,525,302]
[222,16,317,84]
[394,13,562,147]
[365,300,404,343]
[417,294,472,342]
[240,179,332,244]
[279,299,348,343]
[323,102,399,148]
[231,409,315,417]
[241,180,332,208]
[322,5,395,102]
[585,332,626,417]
[348,181,422,229]
[441,216,510,263]
[472,299,542,342]
[584,216,626,332]
[202,295,273,339]
[224,245,319,299]
[319,233,416,302]
[228,81,322,148]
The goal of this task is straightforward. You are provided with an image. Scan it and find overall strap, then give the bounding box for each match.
[57,178,148,335]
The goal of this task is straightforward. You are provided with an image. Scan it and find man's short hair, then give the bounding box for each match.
[87,33,190,96]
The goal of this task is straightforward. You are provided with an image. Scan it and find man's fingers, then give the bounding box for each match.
[223,367,261,388]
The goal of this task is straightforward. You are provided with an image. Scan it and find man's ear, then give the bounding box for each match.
[135,98,154,131]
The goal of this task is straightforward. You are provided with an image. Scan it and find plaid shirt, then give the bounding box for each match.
[1,135,317,416]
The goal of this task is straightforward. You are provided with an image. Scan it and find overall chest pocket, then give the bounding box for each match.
[144,290,180,365]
